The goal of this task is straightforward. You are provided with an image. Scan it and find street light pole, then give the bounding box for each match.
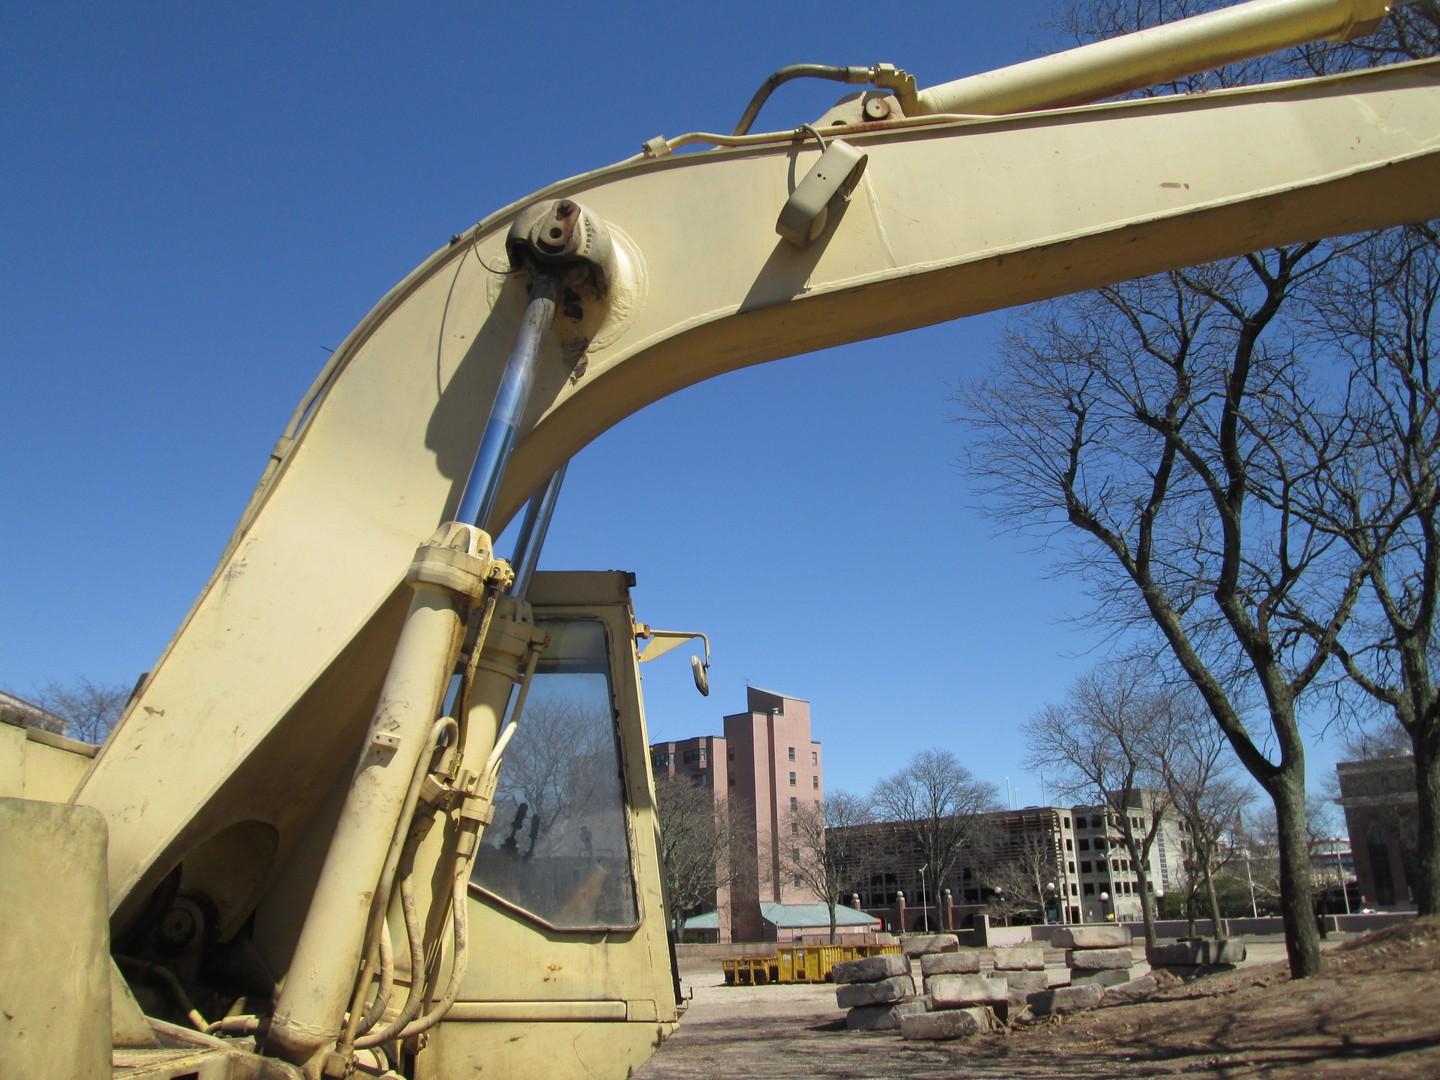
[918,864,929,933]
[1242,845,1258,918]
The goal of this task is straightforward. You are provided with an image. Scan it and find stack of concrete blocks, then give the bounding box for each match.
[899,934,1008,1041]
[991,945,1049,1010]
[1027,925,1132,1017]
[1147,939,1246,980]
[1062,925,1136,987]
[833,952,925,1031]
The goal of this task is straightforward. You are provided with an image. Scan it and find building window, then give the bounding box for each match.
[1062,819,1071,830]
[789,771,797,786]
[812,775,819,789]
[1065,838,1073,851]
[811,751,818,765]
[1083,883,1095,896]
[1067,861,1075,874]
[1081,861,1092,874]
[1069,885,1078,897]
[790,796,798,812]
[728,776,735,787]
[1078,838,1090,851]
[788,746,796,761]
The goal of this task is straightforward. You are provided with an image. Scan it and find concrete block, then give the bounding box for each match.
[833,953,911,984]
[901,1006,988,1041]
[1003,970,1049,1001]
[928,973,1008,1009]
[1070,967,1133,987]
[836,974,915,1009]
[846,997,929,1031]
[1102,975,1158,1005]
[901,933,959,956]
[1067,946,1134,970]
[1147,939,1247,967]
[992,946,1046,970]
[921,950,982,977]
[1052,925,1132,949]
[1029,983,1105,1016]
[1046,968,1072,987]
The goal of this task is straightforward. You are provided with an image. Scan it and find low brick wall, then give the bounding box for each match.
[1027,911,1415,944]
[676,942,778,962]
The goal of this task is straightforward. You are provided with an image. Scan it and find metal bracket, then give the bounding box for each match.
[776,139,869,248]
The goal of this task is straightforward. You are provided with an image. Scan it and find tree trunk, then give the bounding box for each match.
[1204,861,1225,939]
[829,900,838,945]
[1414,725,1440,916]
[1272,777,1323,977]
[1135,870,1159,950]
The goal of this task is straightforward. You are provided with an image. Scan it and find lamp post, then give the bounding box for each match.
[1100,890,1111,923]
[993,886,1006,927]
[1334,846,1352,915]
[1044,881,1058,925]
[918,864,929,933]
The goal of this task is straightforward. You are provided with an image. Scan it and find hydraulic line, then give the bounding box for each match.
[353,837,436,1050]
[731,64,876,135]
[354,921,394,1036]
[339,717,456,1048]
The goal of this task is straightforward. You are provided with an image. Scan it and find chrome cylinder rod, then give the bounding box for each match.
[454,275,560,530]
[510,464,568,599]
[913,0,1393,117]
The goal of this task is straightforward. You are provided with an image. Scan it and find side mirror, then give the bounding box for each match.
[636,625,712,698]
[691,655,710,697]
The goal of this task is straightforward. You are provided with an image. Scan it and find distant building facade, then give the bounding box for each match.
[651,686,825,942]
[1337,756,1418,910]
[835,792,1188,931]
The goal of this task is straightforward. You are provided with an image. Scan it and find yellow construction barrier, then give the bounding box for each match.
[722,943,899,985]
[720,956,778,985]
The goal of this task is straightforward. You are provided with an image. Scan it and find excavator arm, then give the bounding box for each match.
[83,49,1440,921]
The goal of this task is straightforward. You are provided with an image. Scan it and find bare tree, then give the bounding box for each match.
[1297,224,1440,915]
[1342,716,1414,761]
[654,775,745,937]
[26,677,129,744]
[965,0,1440,981]
[1151,701,1255,937]
[1024,663,1178,949]
[982,828,1063,925]
[871,749,1001,912]
[779,791,875,943]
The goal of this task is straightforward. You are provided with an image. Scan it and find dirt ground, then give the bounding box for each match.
[634,920,1440,1079]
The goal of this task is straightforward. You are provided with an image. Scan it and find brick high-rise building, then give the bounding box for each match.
[651,686,825,942]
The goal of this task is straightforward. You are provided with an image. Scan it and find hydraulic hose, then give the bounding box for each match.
[732,64,875,135]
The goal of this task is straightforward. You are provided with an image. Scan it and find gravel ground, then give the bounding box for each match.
[631,940,1378,1080]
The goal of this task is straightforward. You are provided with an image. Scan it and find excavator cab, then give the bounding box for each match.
[419,571,679,1078]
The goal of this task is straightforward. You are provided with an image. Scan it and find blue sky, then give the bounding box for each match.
[1,1,1357,807]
